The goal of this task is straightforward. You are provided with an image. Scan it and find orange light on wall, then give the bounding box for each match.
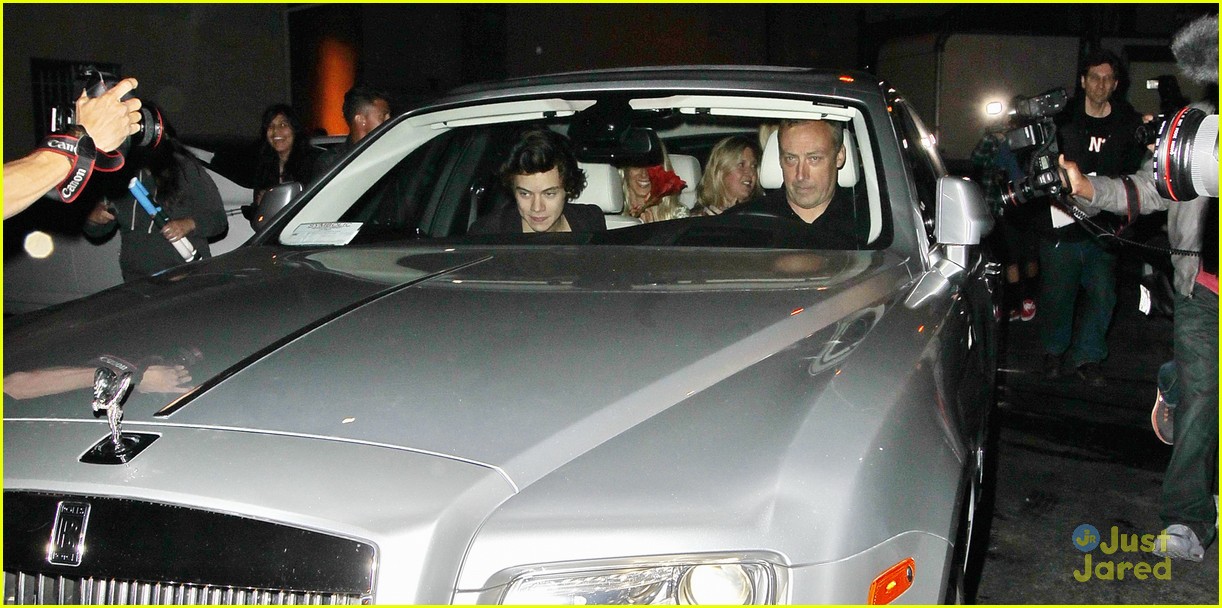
[315,37,357,135]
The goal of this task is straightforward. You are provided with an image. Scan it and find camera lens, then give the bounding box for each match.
[1002,180,1030,206]
[1153,107,1219,200]
[133,106,163,148]
[1134,119,1163,147]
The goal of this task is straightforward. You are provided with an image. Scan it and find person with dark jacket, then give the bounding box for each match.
[1058,13,1218,563]
[83,106,226,281]
[731,119,861,250]
[315,86,391,174]
[469,128,606,234]
[1037,49,1144,386]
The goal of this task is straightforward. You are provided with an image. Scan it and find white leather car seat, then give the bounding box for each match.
[668,154,702,209]
[575,162,641,229]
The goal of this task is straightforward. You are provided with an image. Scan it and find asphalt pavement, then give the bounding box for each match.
[975,253,1218,604]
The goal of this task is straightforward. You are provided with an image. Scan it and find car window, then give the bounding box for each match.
[274,95,893,252]
[890,99,947,247]
[338,129,461,240]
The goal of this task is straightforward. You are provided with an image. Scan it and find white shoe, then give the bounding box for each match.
[1152,524,1205,562]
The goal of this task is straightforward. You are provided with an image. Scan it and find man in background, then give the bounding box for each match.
[1038,50,1143,386]
[315,86,391,173]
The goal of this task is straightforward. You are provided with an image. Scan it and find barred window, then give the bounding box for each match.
[30,58,122,141]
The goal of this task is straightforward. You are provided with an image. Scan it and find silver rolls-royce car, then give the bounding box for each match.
[4,66,999,604]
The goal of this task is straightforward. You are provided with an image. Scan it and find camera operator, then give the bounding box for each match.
[1059,13,1217,562]
[3,77,143,219]
[1037,50,1145,387]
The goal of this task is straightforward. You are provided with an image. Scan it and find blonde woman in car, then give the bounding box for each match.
[692,135,763,216]
[620,143,689,223]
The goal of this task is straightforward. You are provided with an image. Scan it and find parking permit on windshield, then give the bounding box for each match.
[289,222,362,246]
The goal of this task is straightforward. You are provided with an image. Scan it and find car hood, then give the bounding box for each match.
[5,245,909,487]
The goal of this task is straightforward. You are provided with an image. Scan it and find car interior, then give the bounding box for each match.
[276,95,892,252]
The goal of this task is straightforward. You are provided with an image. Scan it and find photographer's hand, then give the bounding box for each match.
[77,77,142,153]
[2,77,142,219]
[1058,154,1094,201]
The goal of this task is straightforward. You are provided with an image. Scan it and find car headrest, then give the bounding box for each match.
[668,154,702,209]
[759,127,858,190]
[573,162,625,214]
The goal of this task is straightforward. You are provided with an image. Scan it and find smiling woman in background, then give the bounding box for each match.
[252,104,317,206]
[692,135,763,216]
[619,142,689,224]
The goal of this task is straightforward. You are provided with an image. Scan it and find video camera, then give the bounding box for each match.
[1000,88,1069,206]
[49,66,162,149]
[1135,106,1218,200]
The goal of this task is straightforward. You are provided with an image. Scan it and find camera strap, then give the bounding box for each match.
[1063,191,1200,258]
[37,130,97,203]
[1119,175,1141,231]
[37,128,129,202]
[94,149,125,172]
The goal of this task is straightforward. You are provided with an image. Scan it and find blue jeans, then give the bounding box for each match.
[1037,238,1117,366]
[1161,284,1219,544]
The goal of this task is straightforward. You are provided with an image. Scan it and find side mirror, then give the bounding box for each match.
[905,177,994,309]
[935,176,993,247]
[249,182,302,231]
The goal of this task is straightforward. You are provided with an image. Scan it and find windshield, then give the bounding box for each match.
[272,93,892,251]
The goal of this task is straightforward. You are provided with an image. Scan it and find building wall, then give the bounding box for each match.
[940,35,1081,161]
[875,33,940,130]
[359,4,467,104]
[504,5,772,77]
[3,4,289,160]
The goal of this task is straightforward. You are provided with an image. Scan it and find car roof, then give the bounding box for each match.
[438,65,884,108]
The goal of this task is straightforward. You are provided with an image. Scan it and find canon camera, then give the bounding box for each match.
[49,66,162,149]
[1000,88,1069,206]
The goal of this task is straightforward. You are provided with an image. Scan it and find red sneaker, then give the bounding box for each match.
[1020,298,1037,322]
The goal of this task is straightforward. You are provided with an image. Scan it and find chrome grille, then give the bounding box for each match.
[4,571,365,605]
[5,492,377,604]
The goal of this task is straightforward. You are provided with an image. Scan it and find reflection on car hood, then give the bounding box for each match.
[4,245,907,485]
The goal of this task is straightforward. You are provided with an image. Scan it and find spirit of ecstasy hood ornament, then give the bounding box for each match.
[91,362,134,457]
[81,355,161,465]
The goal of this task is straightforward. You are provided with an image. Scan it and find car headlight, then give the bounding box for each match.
[501,561,776,605]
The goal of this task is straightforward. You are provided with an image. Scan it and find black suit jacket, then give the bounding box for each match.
[469,202,607,235]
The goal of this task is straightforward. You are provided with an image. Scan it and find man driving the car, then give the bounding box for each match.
[734,119,858,248]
